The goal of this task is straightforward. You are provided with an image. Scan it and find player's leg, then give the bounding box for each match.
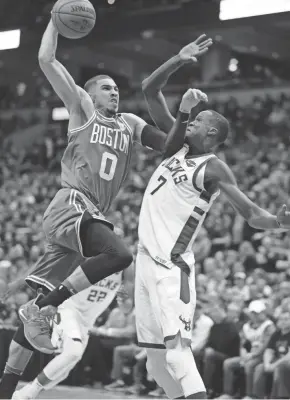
[0,286,50,399]
[134,250,183,399]
[0,324,35,399]
[165,334,206,399]
[19,247,84,354]
[158,268,206,399]
[146,348,185,399]
[20,189,132,350]
[36,193,132,310]
[13,308,86,399]
[13,337,84,399]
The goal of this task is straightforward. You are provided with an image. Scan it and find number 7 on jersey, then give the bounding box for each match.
[151,175,167,195]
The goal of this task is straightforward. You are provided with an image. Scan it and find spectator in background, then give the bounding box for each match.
[253,311,290,399]
[232,272,250,302]
[84,297,136,386]
[219,300,275,399]
[202,305,240,398]
[104,344,146,395]
[192,227,212,263]
[191,302,214,371]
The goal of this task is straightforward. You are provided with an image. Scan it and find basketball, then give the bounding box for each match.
[51,0,96,40]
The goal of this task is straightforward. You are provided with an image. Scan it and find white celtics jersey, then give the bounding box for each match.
[58,272,122,328]
[138,145,219,272]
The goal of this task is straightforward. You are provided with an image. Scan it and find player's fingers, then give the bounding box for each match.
[199,39,213,49]
[197,48,209,57]
[190,56,198,62]
[194,34,207,44]
[195,90,208,102]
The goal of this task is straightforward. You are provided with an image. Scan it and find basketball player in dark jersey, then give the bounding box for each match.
[0,17,213,398]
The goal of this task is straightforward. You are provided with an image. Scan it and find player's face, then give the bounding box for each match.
[94,78,119,114]
[185,111,216,150]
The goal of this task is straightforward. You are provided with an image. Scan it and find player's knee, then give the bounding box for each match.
[166,348,187,380]
[63,340,83,365]
[117,246,133,269]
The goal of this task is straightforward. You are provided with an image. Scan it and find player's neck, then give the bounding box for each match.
[187,145,207,157]
[96,107,116,119]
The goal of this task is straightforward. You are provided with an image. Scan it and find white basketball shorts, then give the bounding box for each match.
[51,307,89,354]
[135,248,196,348]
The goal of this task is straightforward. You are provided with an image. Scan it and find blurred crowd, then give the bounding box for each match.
[1,87,290,398]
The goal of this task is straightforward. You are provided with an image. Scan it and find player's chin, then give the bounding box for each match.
[108,102,119,113]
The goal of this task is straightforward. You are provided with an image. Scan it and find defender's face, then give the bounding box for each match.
[185,111,214,149]
[94,78,119,113]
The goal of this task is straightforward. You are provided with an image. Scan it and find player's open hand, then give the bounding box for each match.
[180,88,208,113]
[179,34,213,63]
[276,204,290,229]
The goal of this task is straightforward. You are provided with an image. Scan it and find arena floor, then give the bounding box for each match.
[18,382,151,399]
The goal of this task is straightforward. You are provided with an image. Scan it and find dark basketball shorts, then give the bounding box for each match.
[26,188,113,291]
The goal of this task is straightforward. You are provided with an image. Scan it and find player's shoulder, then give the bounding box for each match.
[120,112,146,127]
[76,86,95,116]
[206,157,235,184]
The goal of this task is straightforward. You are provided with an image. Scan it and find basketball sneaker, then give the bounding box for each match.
[12,382,41,400]
[18,294,57,354]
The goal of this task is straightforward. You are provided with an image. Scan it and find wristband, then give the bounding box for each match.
[178,109,190,120]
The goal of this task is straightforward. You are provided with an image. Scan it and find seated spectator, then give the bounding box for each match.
[84,297,136,385]
[232,272,250,302]
[191,301,214,370]
[202,305,240,398]
[253,311,290,399]
[219,300,275,399]
[104,344,146,395]
[227,302,246,331]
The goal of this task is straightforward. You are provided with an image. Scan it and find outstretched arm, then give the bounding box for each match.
[142,34,212,132]
[207,158,290,230]
[38,20,85,112]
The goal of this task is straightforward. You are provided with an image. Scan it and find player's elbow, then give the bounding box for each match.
[141,78,150,92]
[38,54,54,66]
[142,79,158,95]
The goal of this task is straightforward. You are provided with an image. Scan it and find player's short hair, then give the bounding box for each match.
[208,110,230,144]
[84,74,112,93]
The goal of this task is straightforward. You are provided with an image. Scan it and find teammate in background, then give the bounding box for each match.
[134,45,290,398]
[11,271,125,400]
[16,15,212,358]
[0,267,133,400]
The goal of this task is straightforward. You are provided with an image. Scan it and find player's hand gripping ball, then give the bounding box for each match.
[51,0,96,39]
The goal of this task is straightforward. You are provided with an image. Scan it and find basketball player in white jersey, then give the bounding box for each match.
[135,41,290,399]
[11,271,124,399]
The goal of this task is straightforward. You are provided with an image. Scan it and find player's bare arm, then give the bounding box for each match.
[131,89,207,153]
[38,20,93,119]
[163,89,208,159]
[142,34,212,132]
[205,158,290,229]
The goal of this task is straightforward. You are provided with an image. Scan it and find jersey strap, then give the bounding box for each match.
[69,112,96,134]
[192,155,216,203]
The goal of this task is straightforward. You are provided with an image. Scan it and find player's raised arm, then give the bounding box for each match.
[207,158,290,230]
[163,88,207,159]
[38,20,82,112]
[142,34,212,132]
